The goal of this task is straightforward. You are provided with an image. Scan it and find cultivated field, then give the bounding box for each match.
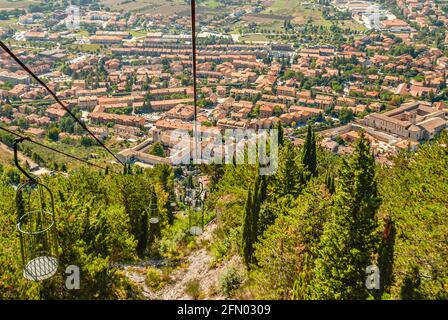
[246,0,366,30]
[0,0,37,10]
[100,0,189,15]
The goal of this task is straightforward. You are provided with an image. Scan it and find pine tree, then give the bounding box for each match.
[302,125,317,178]
[117,175,150,257]
[311,131,381,299]
[209,164,224,191]
[274,140,303,196]
[292,253,313,300]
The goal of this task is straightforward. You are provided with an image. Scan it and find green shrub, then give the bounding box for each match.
[219,266,243,298]
[145,267,164,291]
[185,278,202,300]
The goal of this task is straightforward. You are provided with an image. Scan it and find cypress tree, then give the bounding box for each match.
[242,171,268,267]
[302,125,317,178]
[148,185,159,246]
[375,216,395,299]
[324,170,335,194]
[157,164,175,225]
[139,206,149,257]
[310,130,317,174]
[242,186,253,266]
[252,173,267,240]
[311,131,381,299]
[276,122,284,147]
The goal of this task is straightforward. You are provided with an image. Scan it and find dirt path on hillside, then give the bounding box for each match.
[123,221,239,300]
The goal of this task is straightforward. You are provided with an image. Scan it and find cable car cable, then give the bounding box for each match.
[0,126,109,171]
[0,41,125,167]
[190,0,198,124]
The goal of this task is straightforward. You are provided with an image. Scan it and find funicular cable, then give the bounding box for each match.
[0,126,109,171]
[0,40,125,167]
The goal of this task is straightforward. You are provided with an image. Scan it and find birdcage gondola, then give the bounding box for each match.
[189,198,204,236]
[184,180,205,236]
[14,138,58,281]
[147,186,159,224]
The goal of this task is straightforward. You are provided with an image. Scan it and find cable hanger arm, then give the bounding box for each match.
[13,137,36,182]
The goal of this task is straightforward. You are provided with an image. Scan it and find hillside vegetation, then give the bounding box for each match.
[207,129,448,299]
[0,128,446,299]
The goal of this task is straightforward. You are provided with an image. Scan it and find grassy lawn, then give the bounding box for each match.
[0,17,18,28]
[338,19,367,31]
[76,30,90,37]
[202,0,222,9]
[264,0,330,25]
[260,0,366,30]
[129,29,147,37]
[67,43,105,54]
[240,34,270,43]
[100,0,188,15]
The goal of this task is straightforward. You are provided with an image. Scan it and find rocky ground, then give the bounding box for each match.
[123,221,241,300]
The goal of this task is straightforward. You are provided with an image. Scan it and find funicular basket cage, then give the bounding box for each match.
[148,185,160,225]
[189,198,204,236]
[17,181,58,281]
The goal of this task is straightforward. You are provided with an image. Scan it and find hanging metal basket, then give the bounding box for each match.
[147,186,160,224]
[183,174,206,236]
[14,138,58,281]
[16,181,58,281]
[188,195,204,236]
[149,216,160,224]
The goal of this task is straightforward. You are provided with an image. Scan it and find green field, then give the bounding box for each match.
[0,0,37,9]
[256,0,366,30]
[100,0,189,15]
[129,29,147,37]
[0,17,19,28]
[239,33,270,43]
[203,0,222,9]
[67,43,104,53]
